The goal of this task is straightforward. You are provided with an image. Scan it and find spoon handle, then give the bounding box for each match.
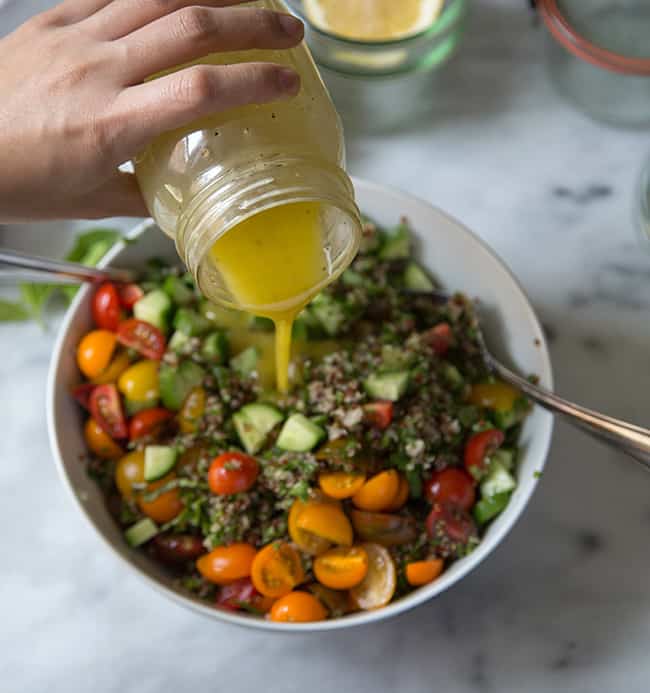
[489,357,650,470]
[0,247,136,284]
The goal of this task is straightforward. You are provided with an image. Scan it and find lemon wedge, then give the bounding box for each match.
[303,0,445,42]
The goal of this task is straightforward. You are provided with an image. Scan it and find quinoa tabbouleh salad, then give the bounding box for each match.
[73,216,530,623]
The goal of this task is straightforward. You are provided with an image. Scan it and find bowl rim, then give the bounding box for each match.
[47,177,554,632]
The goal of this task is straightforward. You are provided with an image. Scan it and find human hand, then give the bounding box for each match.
[0,0,303,221]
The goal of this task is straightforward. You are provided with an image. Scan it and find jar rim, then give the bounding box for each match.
[538,0,650,76]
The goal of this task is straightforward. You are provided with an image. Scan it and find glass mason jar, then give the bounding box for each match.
[134,0,361,313]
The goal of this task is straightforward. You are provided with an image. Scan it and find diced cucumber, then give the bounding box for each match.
[247,315,274,331]
[493,402,528,430]
[404,262,434,291]
[168,329,190,353]
[144,445,177,482]
[481,462,516,498]
[379,222,411,260]
[364,371,410,402]
[380,345,414,371]
[173,308,212,337]
[124,518,158,547]
[124,397,159,416]
[230,347,258,377]
[276,413,326,452]
[133,289,172,332]
[491,448,515,472]
[201,331,229,364]
[162,275,195,306]
[233,402,284,454]
[159,360,205,411]
[473,492,511,525]
[310,293,346,337]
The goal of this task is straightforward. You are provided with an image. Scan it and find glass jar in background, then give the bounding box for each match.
[134,0,361,314]
[286,0,470,132]
[538,0,650,128]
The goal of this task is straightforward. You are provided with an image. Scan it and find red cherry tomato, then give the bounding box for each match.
[152,534,205,564]
[424,322,453,356]
[118,283,144,310]
[363,401,393,430]
[425,468,476,510]
[216,577,273,614]
[426,503,477,554]
[89,384,128,439]
[117,319,166,360]
[129,408,173,441]
[464,429,505,477]
[72,382,95,411]
[208,452,259,495]
[92,282,122,331]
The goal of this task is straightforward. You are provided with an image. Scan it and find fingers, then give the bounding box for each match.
[75,172,149,219]
[119,8,303,84]
[47,0,112,25]
[84,0,251,40]
[111,62,300,158]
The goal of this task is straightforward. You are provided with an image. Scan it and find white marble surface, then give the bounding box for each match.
[2,2,650,692]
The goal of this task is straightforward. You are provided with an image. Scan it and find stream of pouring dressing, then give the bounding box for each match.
[209,202,330,393]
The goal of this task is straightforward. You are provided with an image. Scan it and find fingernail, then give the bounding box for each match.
[278,68,300,94]
[278,13,304,38]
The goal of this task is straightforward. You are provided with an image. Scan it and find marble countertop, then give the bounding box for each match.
[2,2,650,692]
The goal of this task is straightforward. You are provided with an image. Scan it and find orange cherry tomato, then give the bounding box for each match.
[91,350,130,385]
[77,329,117,378]
[115,450,145,499]
[469,382,519,412]
[384,474,409,511]
[352,469,400,512]
[349,543,396,610]
[269,591,327,623]
[251,542,305,598]
[196,543,256,585]
[405,559,444,586]
[295,501,353,547]
[84,417,123,460]
[179,386,206,434]
[319,471,366,500]
[313,546,369,590]
[138,474,183,523]
[208,451,258,495]
[288,499,331,556]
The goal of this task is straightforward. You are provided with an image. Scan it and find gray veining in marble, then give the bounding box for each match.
[2,2,650,692]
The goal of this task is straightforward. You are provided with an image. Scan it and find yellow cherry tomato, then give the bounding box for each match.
[196,543,256,585]
[469,382,518,412]
[115,450,145,499]
[319,471,366,500]
[118,360,159,402]
[352,469,400,512]
[270,591,327,623]
[384,474,409,511]
[76,330,117,378]
[91,350,130,385]
[84,418,123,460]
[313,546,368,590]
[295,501,353,547]
[349,543,396,610]
[405,559,444,586]
[138,474,183,523]
[251,543,305,598]
[179,386,206,434]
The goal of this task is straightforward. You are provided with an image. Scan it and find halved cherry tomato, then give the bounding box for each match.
[84,417,123,459]
[251,542,305,598]
[152,534,205,564]
[314,546,368,590]
[116,319,166,360]
[425,468,476,510]
[92,282,122,331]
[406,559,444,586]
[129,408,173,441]
[423,322,453,356]
[319,471,366,500]
[179,387,206,434]
[76,330,117,378]
[350,510,417,547]
[208,451,258,495]
[307,583,351,616]
[288,499,331,555]
[196,543,257,585]
[89,384,128,439]
[349,543,396,610]
[295,501,353,546]
[138,474,183,523]
[270,591,327,623]
[464,429,505,478]
[469,382,519,412]
[352,469,400,512]
[217,577,275,614]
[363,401,393,429]
[115,450,145,499]
[72,383,95,410]
[426,503,477,555]
[384,474,409,511]
[91,350,130,385]
[118,283,144,310]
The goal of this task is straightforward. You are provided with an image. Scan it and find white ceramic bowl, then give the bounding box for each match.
[47,178,554,632]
